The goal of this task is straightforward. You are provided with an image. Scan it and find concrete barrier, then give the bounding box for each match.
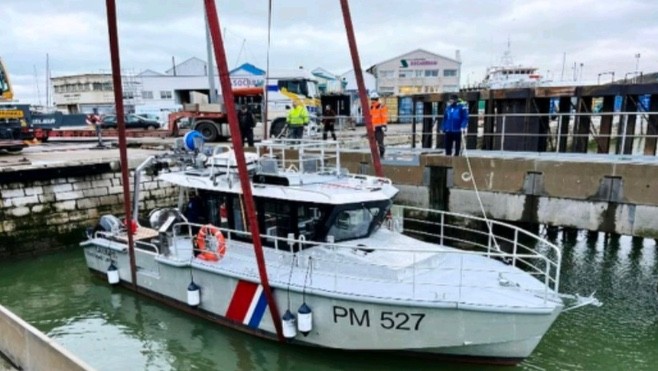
[0,304,93,371]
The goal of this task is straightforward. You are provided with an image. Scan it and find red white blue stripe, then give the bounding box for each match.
[225,280,269,328]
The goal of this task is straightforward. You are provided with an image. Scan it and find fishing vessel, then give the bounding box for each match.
[80,137,598,364]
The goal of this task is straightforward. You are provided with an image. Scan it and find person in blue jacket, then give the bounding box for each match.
[441,94,469,156]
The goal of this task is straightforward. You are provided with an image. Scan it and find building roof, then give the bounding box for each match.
[312,67,339,80]
[230,63,265,75]
[339,69,376,91]
[51,73,111,81]
[165,57,207,76]
[138,69,165,77]
[369,48,461,70]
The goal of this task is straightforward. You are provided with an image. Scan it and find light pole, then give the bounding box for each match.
[625,71,640,83]
[634,53,641,83]
[635,53,641,73]
[597,71,614,85]
[579,63,584,82]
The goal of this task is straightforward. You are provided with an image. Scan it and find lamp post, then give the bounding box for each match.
[625,71,640,83]
[635,53,641,73]
[634,53,641,83]
[597,71,614,85]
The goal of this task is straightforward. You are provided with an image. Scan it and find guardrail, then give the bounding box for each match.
[168,204,561,304]
[320,111,658,157]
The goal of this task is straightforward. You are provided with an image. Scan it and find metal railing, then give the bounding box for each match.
[165,204,561,305]
[313,111,658,157]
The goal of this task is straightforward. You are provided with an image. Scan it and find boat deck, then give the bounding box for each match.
[160,228,560,314]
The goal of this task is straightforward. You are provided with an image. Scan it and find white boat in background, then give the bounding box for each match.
[480,44,545,89]
[80,137,599,364]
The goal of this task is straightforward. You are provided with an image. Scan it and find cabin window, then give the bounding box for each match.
[261,200,292,242]
[278,79,310,97]
[204,193,229,229]
[230,196,248,232]
[297,204,324,241]
[328,206,381,242]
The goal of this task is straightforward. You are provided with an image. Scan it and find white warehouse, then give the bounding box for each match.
[367,49,461,95]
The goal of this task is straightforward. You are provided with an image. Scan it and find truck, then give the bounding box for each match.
[168,69,321,141]
[0,57,29,152]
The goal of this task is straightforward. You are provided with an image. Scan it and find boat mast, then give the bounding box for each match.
[105,0,137,288]
[339,0,383,178]
[203,0,284,342]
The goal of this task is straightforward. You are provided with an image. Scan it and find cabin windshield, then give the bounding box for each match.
[327,201,390,242]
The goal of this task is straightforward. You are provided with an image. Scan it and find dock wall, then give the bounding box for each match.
[341,151,658,239]
[0,304,92,371]
[0,161,178,258]
[2,149,657,259]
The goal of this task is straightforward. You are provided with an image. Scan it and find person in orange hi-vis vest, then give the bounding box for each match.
[369,92,388,156]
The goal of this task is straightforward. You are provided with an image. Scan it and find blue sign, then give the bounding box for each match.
[639,94,650,112]
[399,97,413,123]
[614,96,623,112]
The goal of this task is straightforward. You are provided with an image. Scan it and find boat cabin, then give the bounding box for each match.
[160,139,397,251]
[185,188,391,248]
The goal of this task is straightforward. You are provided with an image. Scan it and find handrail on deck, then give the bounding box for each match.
[165,206,561,303]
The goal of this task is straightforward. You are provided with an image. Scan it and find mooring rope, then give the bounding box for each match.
[460,131,502,252]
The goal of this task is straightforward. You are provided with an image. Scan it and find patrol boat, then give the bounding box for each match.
[81,137,597,364]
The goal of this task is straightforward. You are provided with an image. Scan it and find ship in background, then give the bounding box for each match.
[479,42,544,89]
[477,42,598,90]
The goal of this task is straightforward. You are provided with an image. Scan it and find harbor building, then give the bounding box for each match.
[52,72,142,114]
[51,50,461,121]
[367,48,462,96]
[51,58,267,116]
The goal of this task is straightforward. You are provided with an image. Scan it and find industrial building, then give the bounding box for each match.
[367,48,461,96]
[50,48,461,119]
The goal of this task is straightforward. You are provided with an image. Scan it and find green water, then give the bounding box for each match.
[1,232,657,370]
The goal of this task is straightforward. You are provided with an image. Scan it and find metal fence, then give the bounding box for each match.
[318,111,658,157]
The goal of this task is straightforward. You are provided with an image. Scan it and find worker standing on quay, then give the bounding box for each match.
[287,100,309,141]
[322,104,337,141]
[441,94,469,156]
[237,104,256,147]
[87,107,104,148]
[369,92,388,157]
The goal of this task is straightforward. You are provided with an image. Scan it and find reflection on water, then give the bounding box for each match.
[523,231,658,371]
[1,232,657,370]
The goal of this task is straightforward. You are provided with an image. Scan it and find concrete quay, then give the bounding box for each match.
[1,131,658,259]
[0,304,92,371]
[0,142,178,258]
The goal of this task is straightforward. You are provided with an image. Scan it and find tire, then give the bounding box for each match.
[195,121,219,142]
[269,118,288,138]
[146,125,157,130]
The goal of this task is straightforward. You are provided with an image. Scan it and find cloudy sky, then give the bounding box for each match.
[3,0,657,104]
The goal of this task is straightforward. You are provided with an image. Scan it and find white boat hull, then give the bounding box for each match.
[82,243,561,363]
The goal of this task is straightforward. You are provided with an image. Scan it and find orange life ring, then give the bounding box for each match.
[196,224,226,261]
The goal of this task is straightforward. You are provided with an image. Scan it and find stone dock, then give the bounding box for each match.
[2,132,658,259]
[0,140,178,258]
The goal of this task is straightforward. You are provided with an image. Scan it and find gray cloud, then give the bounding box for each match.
[3,0,656,104]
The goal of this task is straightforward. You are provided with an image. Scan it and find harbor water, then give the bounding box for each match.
[1,232,657,370]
